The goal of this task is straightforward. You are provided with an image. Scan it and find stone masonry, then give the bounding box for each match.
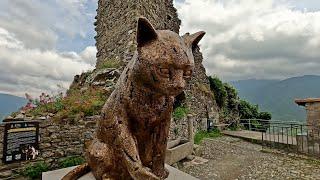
[295,98,320,128]
[0,118,97,179]
[94,0,219,137]
[95,0,180,67]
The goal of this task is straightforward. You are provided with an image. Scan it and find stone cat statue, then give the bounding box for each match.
[62,17,205,180]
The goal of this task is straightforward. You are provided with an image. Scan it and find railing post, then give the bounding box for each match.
[249,119,251,131]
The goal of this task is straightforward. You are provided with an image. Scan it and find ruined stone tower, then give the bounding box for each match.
[95,0,180,67]
[94,0,219,138]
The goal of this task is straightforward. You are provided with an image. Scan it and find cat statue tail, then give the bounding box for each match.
[61,163,91,180]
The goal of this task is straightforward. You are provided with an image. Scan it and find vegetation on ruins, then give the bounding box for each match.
[195,82,211,95]
[23,87,109,122]
[99,58,123,69]
[58,156,85,168]
[22,161,49,179]
[194,129,222,145]
[173,106,189,120]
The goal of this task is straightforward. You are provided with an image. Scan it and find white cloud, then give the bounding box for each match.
[175,0,320,81]
[0,27,95,97]
[0,0,97,50]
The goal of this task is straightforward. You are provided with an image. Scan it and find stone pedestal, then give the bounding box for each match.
[42,165,198,180]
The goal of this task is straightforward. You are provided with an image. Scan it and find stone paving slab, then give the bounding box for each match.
[42,164,198,180]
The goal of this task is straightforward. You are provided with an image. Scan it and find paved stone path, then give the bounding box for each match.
[177,136,320,180]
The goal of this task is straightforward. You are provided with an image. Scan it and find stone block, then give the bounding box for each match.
[165,140,193,165]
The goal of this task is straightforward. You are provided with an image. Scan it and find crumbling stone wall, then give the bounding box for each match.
[0,118,97,179]
[95,0,180,67]
[94,0,219,138]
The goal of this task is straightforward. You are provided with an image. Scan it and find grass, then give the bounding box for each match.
[27,87,109,123]
[58,156,85,168]
[173,106,189,120]
[196,82,211,95]
[99,58,122,69]
[22,161,49,179]
[194,129,222,145]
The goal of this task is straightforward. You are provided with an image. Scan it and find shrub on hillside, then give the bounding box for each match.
[25,87,109,122]
[99,58,123,69]
[238,100,259,119]
[208,76,227,108]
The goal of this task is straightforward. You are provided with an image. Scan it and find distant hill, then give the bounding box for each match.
[230,75,320,122]
[0,93,27,122]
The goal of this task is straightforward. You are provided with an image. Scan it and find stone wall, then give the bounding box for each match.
[306,102,320,127]
[0,117,97,179]
[95,0,180,68]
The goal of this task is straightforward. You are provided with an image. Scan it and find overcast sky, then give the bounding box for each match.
[0,0,319,97]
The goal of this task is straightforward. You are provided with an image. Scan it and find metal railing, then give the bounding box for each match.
[239,119,320,157]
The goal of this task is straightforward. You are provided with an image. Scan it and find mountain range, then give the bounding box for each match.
[0,93,27,122]
[230,75,320,122]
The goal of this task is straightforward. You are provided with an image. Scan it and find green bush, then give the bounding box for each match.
[58,156,85,168]
[238,100,259,119]
[194,129,221,145]
[22,162,49,179]
[173,106,189,120]
[223,83,239,110]
[208,76,227,108]
[258,112,272,120]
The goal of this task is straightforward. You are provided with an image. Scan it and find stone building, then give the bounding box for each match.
[92,0,219,138]
[295,98,320,128]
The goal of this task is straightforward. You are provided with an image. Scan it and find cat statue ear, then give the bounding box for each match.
[137,17,158,47]
[183,31,206,49]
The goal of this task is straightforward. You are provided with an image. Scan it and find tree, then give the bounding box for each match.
[258,112,272,120]
[208,76,227,108]
[223,83,239,110]
[238,100,259,119]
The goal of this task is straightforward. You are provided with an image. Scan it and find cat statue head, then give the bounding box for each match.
[132,17,206,96]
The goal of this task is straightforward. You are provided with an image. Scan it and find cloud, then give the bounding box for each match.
[0,27,95,97]
[0,0,97,51]
[175,0,320,81]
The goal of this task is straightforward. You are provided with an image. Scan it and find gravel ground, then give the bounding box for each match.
[177,136,320,180]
